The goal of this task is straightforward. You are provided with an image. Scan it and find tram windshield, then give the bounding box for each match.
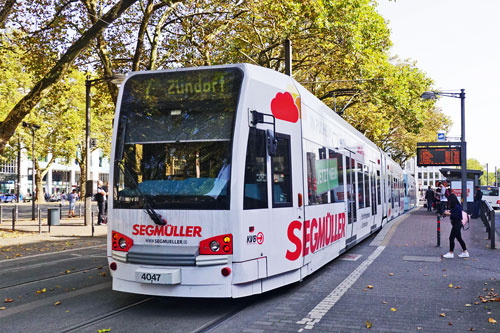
[113,68,243,210]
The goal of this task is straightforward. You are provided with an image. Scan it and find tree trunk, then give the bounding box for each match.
[0,0,139,154]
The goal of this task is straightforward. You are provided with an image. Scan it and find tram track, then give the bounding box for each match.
[191,298,256,333]
[59,297,155,333]
[0,264,109,291]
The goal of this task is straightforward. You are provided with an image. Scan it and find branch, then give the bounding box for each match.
[0,0,16,29]
[0,0,139,154]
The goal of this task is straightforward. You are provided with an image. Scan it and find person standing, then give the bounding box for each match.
[471,186,483,218]
[67,189,78,218]
[95,180,107,225]
[443,193,469,258]
[425,186,434,212]
[439,182,448,215]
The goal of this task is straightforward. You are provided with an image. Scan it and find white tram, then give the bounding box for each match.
[108,64,415,298]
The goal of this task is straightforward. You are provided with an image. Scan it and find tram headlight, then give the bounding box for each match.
[119,238,128,249]
[210,240,220,252]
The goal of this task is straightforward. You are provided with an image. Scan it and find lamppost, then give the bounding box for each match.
[85,74,125,226]
[22,121,41,220]
[421,89,467,210]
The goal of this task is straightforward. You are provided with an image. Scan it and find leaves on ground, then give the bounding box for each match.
[488,318,497,324]
[365,320,372,328]
[439,313,446,317]
[390,308,397,312]
[98,329,111,333]
[54,301,61,306]
[4,298,13,303]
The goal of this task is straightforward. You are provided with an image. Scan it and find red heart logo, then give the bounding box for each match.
[271,92,299,123]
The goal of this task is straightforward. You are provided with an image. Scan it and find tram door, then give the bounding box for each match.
[345,154,358,245]
[266,127,305,278]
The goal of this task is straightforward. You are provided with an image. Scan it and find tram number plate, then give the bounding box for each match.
[140,273,161,283]
[135,268,181,285]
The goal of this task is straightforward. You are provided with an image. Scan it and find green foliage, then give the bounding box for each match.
[0,0,451,170]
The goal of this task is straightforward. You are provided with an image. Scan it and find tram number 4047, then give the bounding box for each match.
[140,273,161,283]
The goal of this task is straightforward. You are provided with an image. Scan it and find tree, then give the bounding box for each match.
[0,0,139,154]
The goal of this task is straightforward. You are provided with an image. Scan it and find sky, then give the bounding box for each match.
[375,0,500,171]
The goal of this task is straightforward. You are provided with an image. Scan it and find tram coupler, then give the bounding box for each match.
[436,214,441,247]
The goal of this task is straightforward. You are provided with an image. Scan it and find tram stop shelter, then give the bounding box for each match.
[439,168,483,203]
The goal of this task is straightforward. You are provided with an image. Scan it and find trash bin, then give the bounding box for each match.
[48,208,60,226]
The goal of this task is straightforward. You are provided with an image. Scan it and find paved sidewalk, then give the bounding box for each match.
[211,207,500,332]
[0,215,107,259]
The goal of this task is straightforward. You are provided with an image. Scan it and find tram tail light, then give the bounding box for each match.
[112,230,133,252]
[200,234,232,255]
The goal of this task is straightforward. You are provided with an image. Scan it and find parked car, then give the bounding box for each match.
[1,193,17,203]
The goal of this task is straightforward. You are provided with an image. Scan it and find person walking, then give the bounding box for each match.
[471,186,483,218]
[425,186,434,212]
[67,189,78,218]
[95,180,107,225]
[443,193,469,258]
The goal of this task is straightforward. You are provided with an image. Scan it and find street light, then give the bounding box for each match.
[421,89,467,210]
[85,74,125,226]
[22,121,41,220]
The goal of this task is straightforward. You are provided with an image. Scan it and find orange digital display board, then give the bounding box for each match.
[417,147,461,166]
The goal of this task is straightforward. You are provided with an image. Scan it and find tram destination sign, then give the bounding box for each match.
[417,146,461,166]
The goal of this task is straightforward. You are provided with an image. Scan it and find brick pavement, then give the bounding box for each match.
[211,207,500,332]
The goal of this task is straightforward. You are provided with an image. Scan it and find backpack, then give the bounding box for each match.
[445,188,451,198]
[461,210,470,230]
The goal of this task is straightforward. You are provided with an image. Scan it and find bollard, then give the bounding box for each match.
[79,203,81,218]
[12,207,16,231]
[91,211,94,237]
[38,207,42,234]
[436,214,441,247]
[490,210,496,249]
[59,203,62,219]
[0,205,2,224]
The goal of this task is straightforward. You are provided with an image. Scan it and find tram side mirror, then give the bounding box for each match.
[266,129,277,157]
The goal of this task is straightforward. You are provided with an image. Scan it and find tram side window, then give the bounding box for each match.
[357,163,365,209]
[272,134,292,207]
[364,165,370,208]
[376,170,381,205]
[243,128,268,209]
[329,150,345,203]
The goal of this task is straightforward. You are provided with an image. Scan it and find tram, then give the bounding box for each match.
[107,64,415,298]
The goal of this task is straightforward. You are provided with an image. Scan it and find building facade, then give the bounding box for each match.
[0,149,109,200]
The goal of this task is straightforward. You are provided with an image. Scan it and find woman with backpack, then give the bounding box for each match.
[443,193,469,259]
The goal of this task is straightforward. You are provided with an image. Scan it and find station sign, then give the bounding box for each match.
[417,146,461,166]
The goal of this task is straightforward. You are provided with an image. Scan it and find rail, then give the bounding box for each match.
[479,200,496,249]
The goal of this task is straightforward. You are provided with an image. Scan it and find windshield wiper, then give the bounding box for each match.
[116,161,166,226]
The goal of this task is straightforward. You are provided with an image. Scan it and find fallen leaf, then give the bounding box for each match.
[455,286,462,289]
[0,306,6,310]
[391,308,397,312]
[4,298,13,303]
[100,272,107,277]
[440,313,446,317]
[54,301,61,306]
[42,288,46,293]
[469,328,475,331]
[65,270,71,274]
[449,284,453,288]
[382,301,388,304]
[488,318,497,324]
[448,322,453,326]
[366,320,372,328]
[98,329,111,333]
[465,304,472,307]
[389,273,394,276]
[367,285,373,289]
[417,327,422,330]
